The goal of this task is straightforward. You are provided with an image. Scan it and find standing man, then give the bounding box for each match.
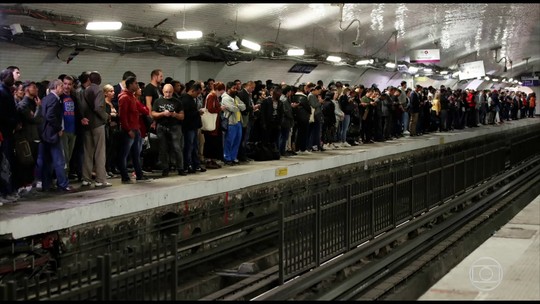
[237,80,257,162]
[0,69,20,203]
[409,84,422,137]
[118,76,151,183]
[81,71,111,188]
[39,79,73,192]
[151,83,186,177]
[221,81,246,165]
[60,75,80,178]
[181,82,206,173]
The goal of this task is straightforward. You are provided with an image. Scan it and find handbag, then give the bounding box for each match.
[13,129,34,166]
[220,112,229,132]
[309,106,315,123]
[201,106,218,132]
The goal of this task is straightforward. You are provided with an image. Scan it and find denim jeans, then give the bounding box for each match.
[223,122,242,162]
[279,127,291,155]
[183,129,200,170]
[339,114,350,142]
[40,139,69,190]
[119,129,143,181]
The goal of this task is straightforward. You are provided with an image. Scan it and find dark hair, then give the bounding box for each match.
[63,75,74,83]
[138,82,145,89]
[6,66,19,71]
[89,71,101,85]
[164,76,173,84]
[125,76,137,88]
[78,71,91,84]
[282,85,292,95]
[122,71,136,80]
[0,69,14,84]
[226,81,236,90]
[150,69,162,78]
[207,78,215,83]
[58,74,67,81]
[189,82,202,92]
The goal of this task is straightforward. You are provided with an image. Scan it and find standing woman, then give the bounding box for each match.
[103,84,119,177]
[203,81,226,169]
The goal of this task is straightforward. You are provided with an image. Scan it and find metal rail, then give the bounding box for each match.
[255,156,540,301]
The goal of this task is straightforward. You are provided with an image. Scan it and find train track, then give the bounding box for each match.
[251,155,540,301]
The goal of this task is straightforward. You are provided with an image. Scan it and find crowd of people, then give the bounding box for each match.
[0,66,537,205]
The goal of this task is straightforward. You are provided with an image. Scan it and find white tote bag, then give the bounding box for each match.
[201,99,218,132]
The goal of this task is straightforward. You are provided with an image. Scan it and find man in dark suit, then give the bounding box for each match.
[0,69,20,203]
[39,79,73,192]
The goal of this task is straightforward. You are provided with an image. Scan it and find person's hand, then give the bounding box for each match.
[81,118,89,125]
[128,130,135,139]
[35,96,41,106]
[59,130,64,137]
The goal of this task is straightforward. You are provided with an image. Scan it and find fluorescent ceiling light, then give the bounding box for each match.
[408,66,418,73]
[423,68,432,73]
[518,82,522,85]
[327,56,341,62]
[492,78,499,82]
[502,78,507,82]
[287,48,305,56]
[439,70,448,75]
[444,75,450,79]
[228,40,239,51]
[484,76,490,81]
[509,78,514,82]
[414,74,420,77]
[514,80,518,83]
[176,30,203,39]
[86,21,122,30]
[385,62,396,68]
[356,59,373,65]
[241,39,261,51]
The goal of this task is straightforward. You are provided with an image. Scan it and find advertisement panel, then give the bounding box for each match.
[458,60,486,80]
[410,49,440,63]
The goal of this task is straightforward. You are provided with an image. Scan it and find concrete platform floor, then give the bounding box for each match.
[419,194,540,300]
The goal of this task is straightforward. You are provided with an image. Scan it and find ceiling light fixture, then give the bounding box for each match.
[414,74,420,78]
[440,70,448,75]
[356,59,373,65]
[385,62,396,69]
[484,76,490,81]
[228,40,239,51]
[508,78,514,82]
[492,78,499,82]
[176,30,203,39]
[423,68,432,73]
[241,39,261,51]
[177,4,203,40]
[86,21,122,31]
[327,56,342,62]
[408,66,419,73]
[287,48,305,56]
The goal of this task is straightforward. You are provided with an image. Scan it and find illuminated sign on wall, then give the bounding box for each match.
[410,49,440,63]
[458,60,486,81]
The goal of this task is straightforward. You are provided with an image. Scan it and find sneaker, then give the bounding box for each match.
[187,166,196,174]
[178,170,188,176]
[161,170,170,177]
[333,143,340,149]
[136,176,153,183]
[58,186,75,193]
[342,142,351,147]
[35,181,43,190]
[224,161,234,166]
[95,182,112,188]
[121,178,134,184]
[81,180,91,187]
[194,167,207,172]
[233,159,240,165]
[304,150,313,154]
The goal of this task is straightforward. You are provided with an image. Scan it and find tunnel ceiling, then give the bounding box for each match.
[1,3,539,78]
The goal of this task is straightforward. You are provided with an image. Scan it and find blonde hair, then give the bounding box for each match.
[103,84,114,93]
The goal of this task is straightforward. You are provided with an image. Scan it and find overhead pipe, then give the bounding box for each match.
[336,4,364,47]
